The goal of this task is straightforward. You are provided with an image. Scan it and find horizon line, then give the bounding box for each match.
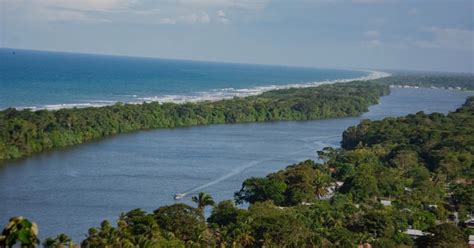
[1,47,473,75]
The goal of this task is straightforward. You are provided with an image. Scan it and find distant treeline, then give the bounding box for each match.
[0,81,389,161]
[3,98,473,248]
[342,96,474,180]
[372,72,474,90]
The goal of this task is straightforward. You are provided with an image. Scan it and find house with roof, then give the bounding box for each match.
[465,219,474,228]
[404,229,431,239]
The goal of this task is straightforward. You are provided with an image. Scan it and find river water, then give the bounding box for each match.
[0,87,471,241]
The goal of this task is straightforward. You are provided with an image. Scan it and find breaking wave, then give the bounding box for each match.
[16,70,390,111]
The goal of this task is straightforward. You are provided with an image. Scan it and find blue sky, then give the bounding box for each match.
[1,0,473,72]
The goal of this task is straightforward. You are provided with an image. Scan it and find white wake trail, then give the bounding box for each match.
[177,135,339,199]
[178,148,313,199]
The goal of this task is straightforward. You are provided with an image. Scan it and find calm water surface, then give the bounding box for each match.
[0,88,471,240]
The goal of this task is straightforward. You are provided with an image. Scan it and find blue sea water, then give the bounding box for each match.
[0,48,369,109]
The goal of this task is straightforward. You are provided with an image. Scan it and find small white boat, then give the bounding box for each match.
[174,193,186,200]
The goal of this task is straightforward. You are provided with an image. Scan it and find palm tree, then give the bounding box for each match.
[43,233,72,248]
[313,171,330,199]
[0,216,39,248]
[232,223,255,247]
[192,192,215,214]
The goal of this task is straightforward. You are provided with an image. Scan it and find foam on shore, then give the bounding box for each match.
[137,70,390,104]
[15,70,391,111]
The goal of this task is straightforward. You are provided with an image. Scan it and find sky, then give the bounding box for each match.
[1,0,473,73]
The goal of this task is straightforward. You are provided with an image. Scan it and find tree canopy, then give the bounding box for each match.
[0,81,389,161]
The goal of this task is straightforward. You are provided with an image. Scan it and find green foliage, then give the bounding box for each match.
[340,162,379,202]
[452,183,474,213]
[415,223,466,248]
[342,96,474,181]
[234,176,287,205]
[208,200,243,227]
[153,204,206,243]
[191,192,215,215]
[0,216,39,248]
[235,160,334,206]
[81,208,185,248]
[349,209,395,239]
[372,72,474,90]
[43,233,72,248]
[246,201,312,247]
[269,160,332,203]
[0,81,389,161]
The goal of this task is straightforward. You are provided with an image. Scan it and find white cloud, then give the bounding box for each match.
[159,18,177,24]
[217,10,230,24]
[365,30,380,38]
[178,0,271,10]
[217,10,226,17]
[199,12,211,23]
[45,9,111,22]
[352,0,384,3]
[408,8,418,16]
[173,12,211,24]
[418,27,474,50]
[36,0,137,12]
[363,31,381,47]
[6,0,262,25]
[306,0,387,4]
[3,0,140,23]
[365,39,382,48]
[413,40,437,49]
[131,8,161,15]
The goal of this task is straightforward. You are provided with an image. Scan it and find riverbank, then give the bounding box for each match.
[0,81,389,161]
[1,87,472,243]
[1,87,472,241]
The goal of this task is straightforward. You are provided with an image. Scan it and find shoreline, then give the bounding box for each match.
[1,87,470,243]
[12,70,391,111]
[0,81,390,162]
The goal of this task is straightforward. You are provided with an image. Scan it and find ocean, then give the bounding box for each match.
[0,48,380,110]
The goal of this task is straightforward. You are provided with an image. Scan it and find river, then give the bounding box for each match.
[0,87,471,241]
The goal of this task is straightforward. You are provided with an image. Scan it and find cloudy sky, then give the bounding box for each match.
[1,0,473,72]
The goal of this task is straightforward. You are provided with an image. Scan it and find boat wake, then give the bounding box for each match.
[174,135,340,200]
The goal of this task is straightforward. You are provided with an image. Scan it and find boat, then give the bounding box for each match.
[174,193,186,200]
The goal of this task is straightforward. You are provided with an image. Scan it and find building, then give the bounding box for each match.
[426,204,438,210]
[466,219,474,228]
[404,229,431,239]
